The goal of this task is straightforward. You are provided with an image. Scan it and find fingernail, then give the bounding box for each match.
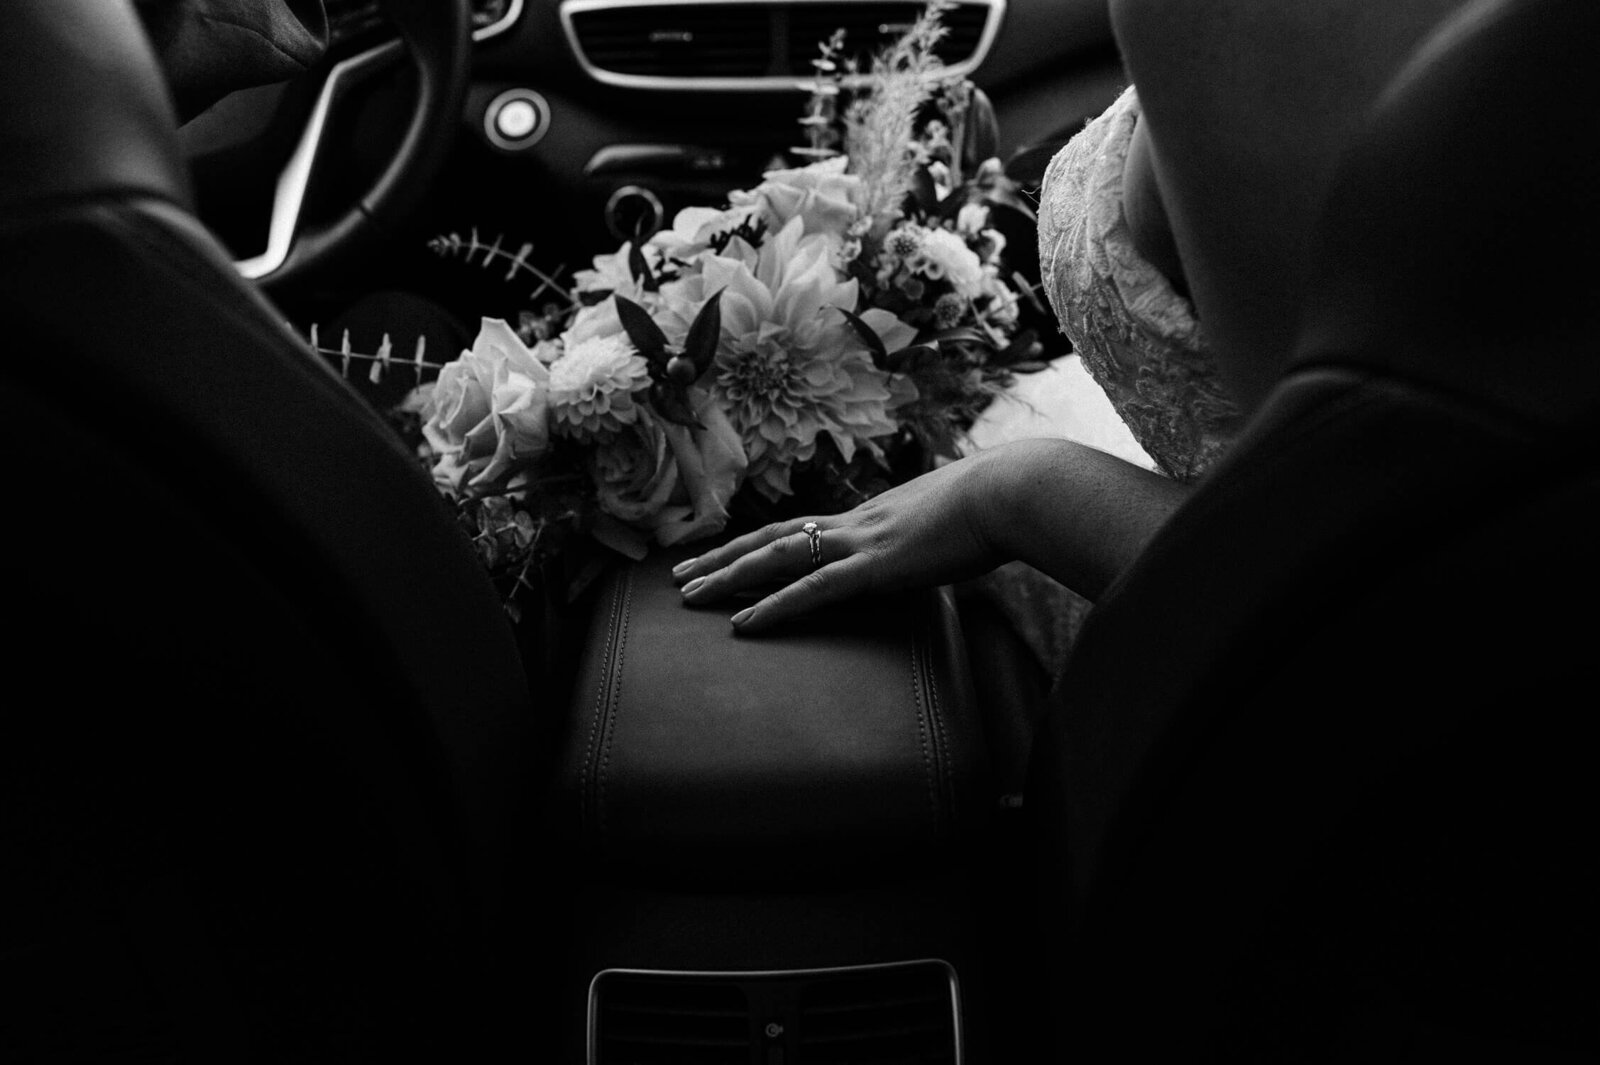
[681,576,706,597]
[730,607,753,628]
[672,557,698,578]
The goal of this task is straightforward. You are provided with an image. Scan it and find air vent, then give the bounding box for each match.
[590,961,961,1064]
[567,4,775,79]
[562,0,1003,90]
[796,965,958,1065]
[786,2,990,73]
[594,974,751,1064]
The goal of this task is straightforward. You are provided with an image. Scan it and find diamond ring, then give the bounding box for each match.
[801,521,823,569]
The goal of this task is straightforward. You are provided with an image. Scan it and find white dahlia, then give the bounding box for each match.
[547,332,652,441]
[695,216,912,499]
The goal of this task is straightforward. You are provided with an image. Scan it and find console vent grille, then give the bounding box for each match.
[595,975,750,1064]
[562,1,1001,89]
[568,4,775,79]
[591,962,961,1064]
[795,965,958,1064]
[785,2,990,73]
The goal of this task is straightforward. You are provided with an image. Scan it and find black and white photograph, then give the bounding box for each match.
[2,0,1593,1060]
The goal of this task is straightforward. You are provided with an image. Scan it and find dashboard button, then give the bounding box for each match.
[483,88,550,151]
[495,99,538,140]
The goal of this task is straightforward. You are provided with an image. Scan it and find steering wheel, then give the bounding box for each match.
[237,0,472,290]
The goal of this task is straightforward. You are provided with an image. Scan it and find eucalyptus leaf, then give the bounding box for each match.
[614,295,669,361]
[684,288,725,373]
[838,307,889,363]
[960,86,1001,174]
[931,327,989,347]
[909,166,939,214]
[627,243,658,292]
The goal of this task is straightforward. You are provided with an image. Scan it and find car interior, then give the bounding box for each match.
[2,0,1595,1062]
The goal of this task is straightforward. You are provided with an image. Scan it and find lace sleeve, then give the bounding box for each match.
[1036,87,1241,482]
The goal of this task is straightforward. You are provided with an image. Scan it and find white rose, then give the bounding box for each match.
[730,156,862,239]
[421,318,551,490]
[912,228,986,298]
[956,202,990,236]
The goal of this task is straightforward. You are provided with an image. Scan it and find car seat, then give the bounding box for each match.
[0,1,547,1059]
[1028,0,1598,1058]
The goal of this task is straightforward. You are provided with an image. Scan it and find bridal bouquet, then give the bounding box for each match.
[380,1,1044,614]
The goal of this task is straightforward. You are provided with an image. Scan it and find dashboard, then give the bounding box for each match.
[184,0,1125,293]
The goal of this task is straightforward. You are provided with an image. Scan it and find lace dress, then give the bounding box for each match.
[1037,86,1241,482]
[973,88,1246,691]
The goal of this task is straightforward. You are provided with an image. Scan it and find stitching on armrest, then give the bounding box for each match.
[581,567,632,839]
[922,625,956,826]
[595,566,635,842]
[908,638,941,832]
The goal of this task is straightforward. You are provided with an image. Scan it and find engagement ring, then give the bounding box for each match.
[801,521,823,569]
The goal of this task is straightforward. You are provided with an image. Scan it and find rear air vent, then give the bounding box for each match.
[591,961,961,1064]
[561,0,1003,90]
[796,965,958,1064]
[594,974,750,1064]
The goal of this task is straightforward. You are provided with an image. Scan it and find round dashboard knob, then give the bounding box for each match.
[495,99,539,140]
[483,88,550,151]
[605,185,666,242]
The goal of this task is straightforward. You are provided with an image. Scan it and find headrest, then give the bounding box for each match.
[1293,0,1600,430]
[0,0,189,216]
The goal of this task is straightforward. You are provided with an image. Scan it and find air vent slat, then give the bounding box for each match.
[803,1025,951,1041]
[608,1004,748,1019]
[797,966,957,1065]
[592,962,958,1064]
[604,1031,748,1045]
[802,993,949,1016]
[596,975,751,1064]
[567,0,995,85]
[786,2,990,72]
[569,4,773,78]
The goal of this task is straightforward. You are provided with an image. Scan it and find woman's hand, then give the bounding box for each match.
[672,448,1008,633]
[672,438,1191,633]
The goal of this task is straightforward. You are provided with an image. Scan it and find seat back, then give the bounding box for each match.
[0,1,544,1059]
[1029,0,1598,1057]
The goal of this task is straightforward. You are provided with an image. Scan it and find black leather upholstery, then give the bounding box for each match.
[1293,0,1600,431]
[0,0,190,213]
[1,1,543,1059]
[1029,0,1598,1058]
[557,549,989,886]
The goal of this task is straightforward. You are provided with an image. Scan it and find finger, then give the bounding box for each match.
[671,519,810,585]
[729,554,873,634]
[682,523,852,604]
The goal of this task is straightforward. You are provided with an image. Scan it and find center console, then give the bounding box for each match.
[551,548,1003,1063]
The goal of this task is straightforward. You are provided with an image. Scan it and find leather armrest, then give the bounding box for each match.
[555,549,991,885]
